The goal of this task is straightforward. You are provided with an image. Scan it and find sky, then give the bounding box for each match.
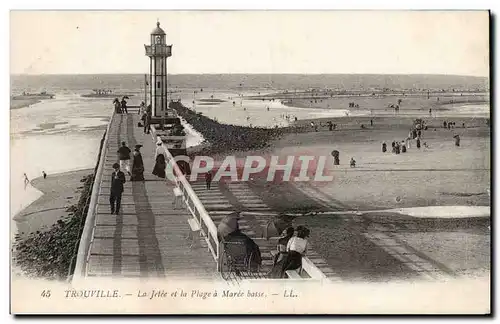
[10,10,490,76]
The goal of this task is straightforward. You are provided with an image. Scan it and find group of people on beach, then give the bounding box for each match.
[443,121,464,130]
[382,123,425,154]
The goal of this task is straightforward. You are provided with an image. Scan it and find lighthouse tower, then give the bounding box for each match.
[144,21,172,121]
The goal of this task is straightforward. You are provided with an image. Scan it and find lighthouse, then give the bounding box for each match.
[144,21,172,121]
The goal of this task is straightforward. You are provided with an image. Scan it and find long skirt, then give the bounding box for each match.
[268,252,288,279]
[152,155,166,178]
[279,251,303,278]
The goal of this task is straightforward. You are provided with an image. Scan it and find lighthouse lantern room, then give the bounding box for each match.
[145,21,172,120]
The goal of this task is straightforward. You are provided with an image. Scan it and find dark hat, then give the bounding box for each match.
[135,144,143,149]
[112,163,120,169]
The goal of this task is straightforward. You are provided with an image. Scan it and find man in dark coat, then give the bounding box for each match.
[110,163,126,215]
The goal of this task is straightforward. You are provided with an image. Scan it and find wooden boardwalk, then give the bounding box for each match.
[85,113,218,279]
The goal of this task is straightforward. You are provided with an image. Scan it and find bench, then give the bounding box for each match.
[285,269,302,279]
[186,218,201,248]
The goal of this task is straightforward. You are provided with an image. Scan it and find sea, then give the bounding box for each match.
[10,73,490,237]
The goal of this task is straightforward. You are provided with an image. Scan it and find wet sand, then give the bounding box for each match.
[10,98,41,110]
[13,169,93,238]
[253,92,489,111]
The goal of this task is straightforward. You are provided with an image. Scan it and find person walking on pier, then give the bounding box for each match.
[117,142,132,176]
[121,97,128,114]
[113,98,121,114]
[110,163,126,215]
[131,145,145,181]
[138,101,145,116]
[144,105,152,134]
[152,141,166,178]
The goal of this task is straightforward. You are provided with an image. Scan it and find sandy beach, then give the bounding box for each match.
[13,169,93,238]
[175,94,490,281]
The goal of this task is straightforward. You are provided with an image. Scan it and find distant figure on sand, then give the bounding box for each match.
[110,163,126,215]
[416,138,421,149]
[332,150,340,165]
[205,171,213,190]
[350,157,356,168]
[23,173,30,189]
[131,145,145,181]
[401,141,407,153]
[42,171,47,179]
[454,135,461,147]
[370,119,373,126]
[382,141,387,153]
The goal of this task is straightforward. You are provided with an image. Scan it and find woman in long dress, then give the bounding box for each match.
[268,227,295,278]
[152,142,166,178]
[279,226,310,278]
[131,144,145,181]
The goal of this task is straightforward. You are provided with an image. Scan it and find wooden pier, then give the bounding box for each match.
[73,110,332,282]
[78,112,218,279]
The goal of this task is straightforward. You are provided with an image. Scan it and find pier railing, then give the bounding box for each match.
[150,127,220,268]
[72,111,115,281]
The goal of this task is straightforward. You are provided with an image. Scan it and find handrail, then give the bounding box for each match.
[72,111,115,282]
[150,127,220,269]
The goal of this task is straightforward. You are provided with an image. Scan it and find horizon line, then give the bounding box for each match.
[10,72,490,78]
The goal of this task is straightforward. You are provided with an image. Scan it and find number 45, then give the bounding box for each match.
[41,290,51,298]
